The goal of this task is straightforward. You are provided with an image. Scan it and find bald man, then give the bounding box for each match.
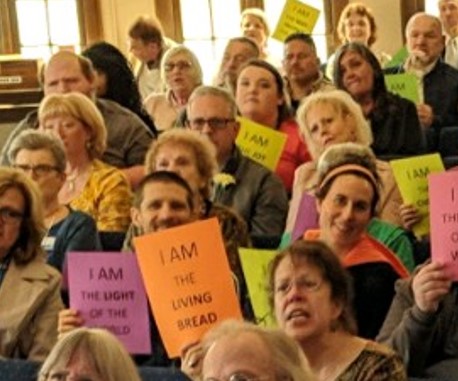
[386,13,458,135]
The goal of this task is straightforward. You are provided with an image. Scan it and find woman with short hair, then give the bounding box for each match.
[8,130,101,274]
[268,239,407,380]
[144,45,203,131]
[38,328,142,381]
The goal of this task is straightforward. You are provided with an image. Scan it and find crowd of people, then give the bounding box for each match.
[2,1,458,381]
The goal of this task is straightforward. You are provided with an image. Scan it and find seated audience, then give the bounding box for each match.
[0,168,63,360]
[128,15,174,99]
[213,37,260,94]
[186,85,288,239]
[288,90,403,232]
[268,240,407,381]
[142,129,251,308]
[0,51,153,187]
[326,2,391,80]
[82,41,157,135]
[303,143,409,338]
[377,261,456,378]
[235,59,311,193]
[385,13,458,132]
[38,327,142,381]
[144,45,203,132]
[333,42,425,158]
[59,171,197,367]
[283,33,334,111]
[38,92,132,233]
[8,130,101,273]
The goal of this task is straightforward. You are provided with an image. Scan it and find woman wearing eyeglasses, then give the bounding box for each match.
[8,130,101,276]
[0,167,63,360]
[268,240,407,381]
[144,45,203,132]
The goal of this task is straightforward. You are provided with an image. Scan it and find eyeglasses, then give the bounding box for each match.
[42,370,96,381]
[14,164,60,177]
[275,276,323,295]
[164,60,193,72]
[187,118,235,131]
[205,372,271,381]
[0,207,24,225]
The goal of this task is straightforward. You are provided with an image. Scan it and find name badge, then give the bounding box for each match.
[42,236,56,251]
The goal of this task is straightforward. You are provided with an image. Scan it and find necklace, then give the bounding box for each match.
[66,173,78,192]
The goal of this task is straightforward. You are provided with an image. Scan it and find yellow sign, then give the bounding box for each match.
[236,117,287,171]
[390,154,445,237]
[384,73,419,104]
[238,248,278,327]
[272,0,320,42]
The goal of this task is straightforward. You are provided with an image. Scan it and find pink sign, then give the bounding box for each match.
[429,172,458,280]
[292,193,318,241]
[67,252,151,354]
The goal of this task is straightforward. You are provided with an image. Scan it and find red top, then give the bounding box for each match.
[276,119,311,193]
[303,230,409,278]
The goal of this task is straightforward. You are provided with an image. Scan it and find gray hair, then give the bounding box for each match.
[8,130,67,173]
[187,85,238,118]
[161,45,203,88]
[202,320,315,381]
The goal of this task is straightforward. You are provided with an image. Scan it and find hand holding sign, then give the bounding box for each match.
[390,154,445,237]
[429,171,458,280]
[67,252,151,354]
[134,218,242,357]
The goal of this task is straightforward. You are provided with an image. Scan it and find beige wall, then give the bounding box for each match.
[350,0,403,56]
[99,0,156,54]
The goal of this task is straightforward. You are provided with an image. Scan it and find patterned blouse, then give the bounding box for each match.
[69,159,132,232]
[337,341,407,381]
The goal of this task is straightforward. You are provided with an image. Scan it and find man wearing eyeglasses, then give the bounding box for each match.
[186,85,288,242]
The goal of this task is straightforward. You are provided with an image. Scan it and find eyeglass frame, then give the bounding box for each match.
[186,117,236,131]
[0,207,24,225]
[204,372,271,381]
[41,369,97,381]
[13,164,61,177]
[164,60,193,72]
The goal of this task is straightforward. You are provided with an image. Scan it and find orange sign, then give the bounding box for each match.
[134,218,242,358]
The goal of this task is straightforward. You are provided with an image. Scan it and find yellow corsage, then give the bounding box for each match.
[213,173,236,188]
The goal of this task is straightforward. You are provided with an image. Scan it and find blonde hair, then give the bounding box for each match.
[38,328,141,381]
[202,320,315,381]
[145,129,218,199]
[38,92,107,159]
[240,8,271,37]
[296,90,373,160]
[0,168,45,265]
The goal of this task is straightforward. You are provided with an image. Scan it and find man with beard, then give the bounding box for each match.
[282,33,334,112]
